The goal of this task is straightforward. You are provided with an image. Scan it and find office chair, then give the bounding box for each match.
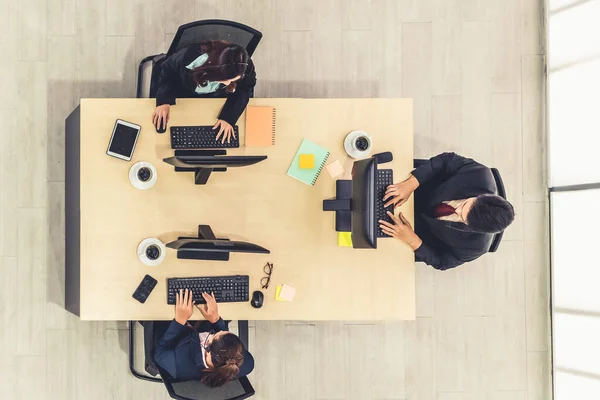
[488,167,506,253]
[128,320,255,400]
[411,160,507,253]
[136,19,263,98]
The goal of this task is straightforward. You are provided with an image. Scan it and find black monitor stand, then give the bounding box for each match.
[174,150,228,185]
[177,225,231,261]
[322,180,352,232]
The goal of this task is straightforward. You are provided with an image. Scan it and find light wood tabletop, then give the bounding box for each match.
[74,98,415,321]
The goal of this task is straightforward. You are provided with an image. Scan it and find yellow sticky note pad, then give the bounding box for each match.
[338,232,353,247]
[275,284,296,302]
[326,160,344,178]
[298,154,315,169]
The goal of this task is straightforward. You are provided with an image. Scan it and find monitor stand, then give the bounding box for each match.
[322,180,352,232]
[174,150,228,185]
[177,224,230,261]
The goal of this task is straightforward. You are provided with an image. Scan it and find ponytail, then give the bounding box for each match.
[201,332,245,388]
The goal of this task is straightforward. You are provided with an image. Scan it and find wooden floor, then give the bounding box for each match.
[0,0,550,399]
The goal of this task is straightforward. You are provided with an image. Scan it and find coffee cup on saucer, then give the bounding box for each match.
[138,238,166,266]
[129,162,157,190]
[344,130,373,159]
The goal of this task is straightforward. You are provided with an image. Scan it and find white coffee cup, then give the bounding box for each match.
[129,162,157,190]
[344,130,373,159]
[137,238,166,266]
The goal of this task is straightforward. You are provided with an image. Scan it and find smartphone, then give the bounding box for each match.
[106,119,141,161]
[132,274,158,304]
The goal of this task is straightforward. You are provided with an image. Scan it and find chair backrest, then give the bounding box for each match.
[160,370,255,400]
[167,20,263,58]
[488,167,506,253]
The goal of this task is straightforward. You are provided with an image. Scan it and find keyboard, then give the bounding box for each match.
[170,126,240,149]
[376,169,394,238]
[167,275,249,305]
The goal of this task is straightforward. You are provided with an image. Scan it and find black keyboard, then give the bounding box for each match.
[170,126,240,149]
[376,169,394,238]
[167,275,249,305]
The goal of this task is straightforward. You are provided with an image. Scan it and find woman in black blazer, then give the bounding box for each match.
[154,289,255,387]
[152,40,257,143]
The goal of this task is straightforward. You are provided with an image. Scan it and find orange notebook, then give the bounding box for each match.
[245,106,276,146]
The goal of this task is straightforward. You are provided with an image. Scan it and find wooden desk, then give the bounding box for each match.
[65,98,415,321]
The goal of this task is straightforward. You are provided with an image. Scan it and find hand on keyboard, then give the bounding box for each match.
[213,119,236,144]
[383,175,420,208]
[196,292,220,324]
[378,211,422,250]
[175,289,194,326]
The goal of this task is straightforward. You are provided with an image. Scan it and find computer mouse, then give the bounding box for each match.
[251,290,264,309]
[155,121,166,134]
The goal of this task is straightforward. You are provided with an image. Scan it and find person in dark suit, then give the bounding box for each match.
[379,152,515,270]
[152,40,256,143]
[154,289,254,386]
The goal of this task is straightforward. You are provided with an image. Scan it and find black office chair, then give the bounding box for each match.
[412,160,507,253]
[488,167,506,253]
[137,19,263,99]
[128,320,255,400]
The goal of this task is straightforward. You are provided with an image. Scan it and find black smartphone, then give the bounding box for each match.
[132,274,158,304]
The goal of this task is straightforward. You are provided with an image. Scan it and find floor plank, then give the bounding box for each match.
[405,318,435,400]
[434,268,466,392]
[47,0,76,36]
[47,330,77,400]
[402,22,432,157]
[0,111,18,256]
[490,0,522,92]
[17,0,47,61]
[284,324,316,400]
[17,209,47,356]
[17,356,47,400]
[48,36,79,182]
[374,322,407,399]
[17,62,48,208]
[521,55,546,202]
[345,324,376,400]
[432,0,463,95]
[527,351,550,400]
[461,21,493,165]
[523,202,550,352]
[315,322,346,399]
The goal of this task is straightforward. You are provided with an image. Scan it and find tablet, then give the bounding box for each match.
[106,119,141,161]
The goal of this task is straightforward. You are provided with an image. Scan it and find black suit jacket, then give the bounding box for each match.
[154,319,254,382]
[155,45,257,126]
[411,153,497,270]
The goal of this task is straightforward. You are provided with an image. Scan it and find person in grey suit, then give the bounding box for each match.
[379,152,515,270]
[154,289,254,386]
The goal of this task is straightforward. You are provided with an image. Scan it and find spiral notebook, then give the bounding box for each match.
[287,139,330,186]
[245,106,276,146]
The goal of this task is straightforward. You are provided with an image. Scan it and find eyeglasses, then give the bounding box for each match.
[201,331,215,353]
[261,262,274,289]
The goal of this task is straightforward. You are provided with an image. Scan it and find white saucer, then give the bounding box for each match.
[129,162,157,190]
[137,238,166,266]
[344,130,373,159]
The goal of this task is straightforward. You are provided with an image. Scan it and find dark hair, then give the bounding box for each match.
[191,40,249,93]
[201,332,245,388]
[466,194,515,233]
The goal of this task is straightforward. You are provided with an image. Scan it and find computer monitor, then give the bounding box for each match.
[163,150,267,185]
[351,157,378,249]
[166,225,270,261]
